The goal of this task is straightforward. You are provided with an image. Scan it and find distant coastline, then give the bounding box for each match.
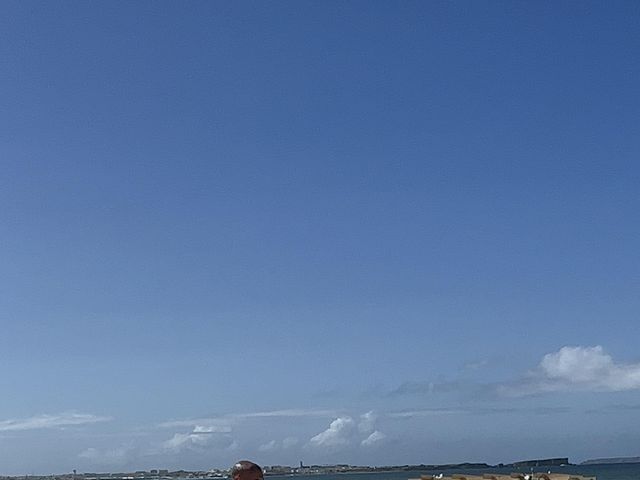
[11,457,640,480]
[580,457,640,466]
[262,458,571,476]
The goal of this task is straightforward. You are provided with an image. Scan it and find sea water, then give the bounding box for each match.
[270,464,640,480]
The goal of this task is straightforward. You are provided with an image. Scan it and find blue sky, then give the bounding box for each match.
[1,0,640,474]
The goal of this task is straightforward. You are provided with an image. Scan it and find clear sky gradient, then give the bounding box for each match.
[1,0,640,474]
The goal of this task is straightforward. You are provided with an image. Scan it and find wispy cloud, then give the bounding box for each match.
[257,436,299,452]
[464,359,489,371]
[230,408,338,419]
[386,406,571,418]
[389,380,463,396]
[163,432,210,451]
[158,418,233,429]
[162,425,235,453]
[257,440,278,452]
[0,413,111,432]
[386,408,465,418]
[498,345,640,397]
[78,444,135,466]
[585,404,640,415]
[282,436,299,449]
[159,409,337,428]
[361,430,386,447]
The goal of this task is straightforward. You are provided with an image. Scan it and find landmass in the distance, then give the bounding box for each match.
[581,456,640,465]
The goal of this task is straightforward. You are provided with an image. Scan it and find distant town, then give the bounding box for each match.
[0,458,583,480]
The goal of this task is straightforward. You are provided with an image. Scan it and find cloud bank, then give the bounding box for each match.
[499,345,640,396]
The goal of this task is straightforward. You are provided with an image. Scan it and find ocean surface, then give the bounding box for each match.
[271,464,640,480]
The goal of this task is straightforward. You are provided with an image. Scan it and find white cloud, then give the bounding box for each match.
[258,440,278,452]
[499,345,640,397]
[358,411,377,435]
[361,430,386,447]
[0,413,111,432]
[308,416,356,448]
